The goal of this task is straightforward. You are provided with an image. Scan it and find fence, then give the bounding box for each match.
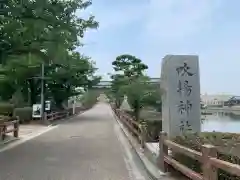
[46,111,69,121]
[159,131,240,180]
[112,106,240,180]
[45,106,86,121]
[114,108,146,148]
[0,117,19,140]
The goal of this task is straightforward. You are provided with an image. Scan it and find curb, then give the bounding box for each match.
[111,109,167,180]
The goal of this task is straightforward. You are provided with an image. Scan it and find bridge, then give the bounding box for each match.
[93,78,160,89]
[0,101,239,180]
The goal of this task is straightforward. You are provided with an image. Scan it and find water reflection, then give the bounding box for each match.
[201,112,240,133]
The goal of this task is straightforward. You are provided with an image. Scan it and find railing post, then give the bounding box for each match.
[2,125,6,140]
[117,109,120,118]
[0,127,3,140]
[14,117,19,138]
[44,112,47,121]
[202,144,218,180]
[157,131,168,172]
[140,122,147,149]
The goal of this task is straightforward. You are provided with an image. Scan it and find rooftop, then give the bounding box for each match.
[201,94,236,101]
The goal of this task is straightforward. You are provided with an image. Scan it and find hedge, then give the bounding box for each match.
[80,90,99,109]
[124,110,162,142]
[0,103,14,116]
[13,107,32,123]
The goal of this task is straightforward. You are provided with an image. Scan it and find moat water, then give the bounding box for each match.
[201,112,240,133]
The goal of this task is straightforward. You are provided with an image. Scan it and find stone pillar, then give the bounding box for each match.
[161,55,201,138]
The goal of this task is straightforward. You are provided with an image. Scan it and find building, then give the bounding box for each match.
[223,96,240,106]
[201,94,234,107]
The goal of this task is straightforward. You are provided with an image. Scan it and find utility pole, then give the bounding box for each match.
[40,62,45,121]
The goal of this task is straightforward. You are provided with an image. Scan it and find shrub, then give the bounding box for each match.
[124,109,162,142]
[80,90,99,109]
[0,103,14,116]
[172,132,240,180]
[145,120,162,142]
[13,107,32,123]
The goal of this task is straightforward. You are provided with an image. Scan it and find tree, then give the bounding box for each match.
[110,54,151,120]
[1,0,98,61]
[122,76,156,120]
[112,54,148,78]
[46,53,101,108]
[141,84,162,112]
[110,74,126,108]
[0,0,100,108]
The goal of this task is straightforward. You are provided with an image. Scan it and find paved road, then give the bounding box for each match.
[0,103,149,180]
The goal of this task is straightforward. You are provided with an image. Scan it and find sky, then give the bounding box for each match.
[77,0,240,95]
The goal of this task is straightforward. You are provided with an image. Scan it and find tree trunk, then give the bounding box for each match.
[133,100,140,121]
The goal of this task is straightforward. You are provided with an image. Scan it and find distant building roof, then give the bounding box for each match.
[229,96,240,100]
[93,77,160,88]
[150,78,160,83]
[97,81,112,86]
[201,94,234,102]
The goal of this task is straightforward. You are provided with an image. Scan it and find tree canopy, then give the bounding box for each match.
[110,54,161,120]
[112,54,148,78]
[0,0,100,108]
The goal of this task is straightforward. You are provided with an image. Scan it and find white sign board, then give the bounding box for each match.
[161,55,201,138]
[32,101,51,118]
[45,101,51,111]
[32,104,41,118]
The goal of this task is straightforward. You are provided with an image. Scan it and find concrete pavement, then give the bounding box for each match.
[0,103,149,180]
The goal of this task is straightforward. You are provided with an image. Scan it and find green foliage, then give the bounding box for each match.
[110,54,162,120]
[80,90,99,109]
[0,0,100,108]
[123,76,153,120]
[145,120,162,142]
[112,54,148,77]
[142,85,162,112]
[110,54,153,119]
[0,103,14,116]
[13,107,32,123]
[110,74,126,108]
